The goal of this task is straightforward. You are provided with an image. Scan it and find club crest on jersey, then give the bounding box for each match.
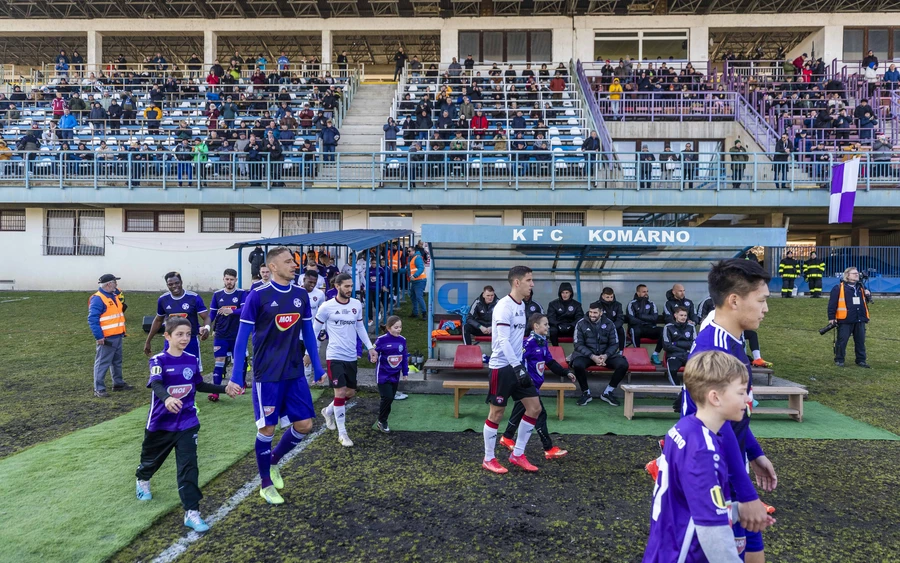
[232,297,239,303]
[398,344,403,352]
[150,365,162,376]
[166,384,192,399]
[568,305,574,311]
[263,406,275,416]
[352,308,357,314]
[275,313,301,331]
[536,361,545,376]
[182,367,194,380]
[293,298,303,308]
[387,354,403,368]
[182,303,190,310]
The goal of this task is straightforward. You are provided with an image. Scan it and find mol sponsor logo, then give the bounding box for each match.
[275,313,300,331]
[166,384,193,399]
[387,354,403,368]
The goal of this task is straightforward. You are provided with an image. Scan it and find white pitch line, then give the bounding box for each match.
[0,297,30,304]
[151,401,355,563]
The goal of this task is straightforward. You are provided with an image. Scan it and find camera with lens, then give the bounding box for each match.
[819,322,837,335]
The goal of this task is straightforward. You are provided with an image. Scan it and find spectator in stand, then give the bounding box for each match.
[864,62,878,97]
[68,92,87,119]
[416,109,433,140]
[318,119,340,162]
[393,48,408,82]
[547,282,584,346]
[793,129,811,157]
[221,97,238,129]
[470,109,488,138]
[833,108,851,145]
[383,117,400,151]
[51,91,66,122]
[459,96,474,121]
[862,49,879,71]
[773,133,792,189]
[89,102,108,136]
[681,143,698,189]
[854,98,873,123]
[872,135,894,178]
[729,139,748,188]
[582,130,601,180]
[638,145,655,190]
[55,49,70,78]
[57,108,77,141]
[608,78,623,120]
[858,110,878,145]
[549,74,566,100]
[791,53,807,76]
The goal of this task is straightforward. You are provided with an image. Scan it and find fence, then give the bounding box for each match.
[591,91,738,121]
[3,149,899,192]
[768,246,900,280]
[39,62,360,85]
[575,59,614,155]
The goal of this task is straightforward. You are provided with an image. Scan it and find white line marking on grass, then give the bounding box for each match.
[0,297,30,304]
[151,401,355,563]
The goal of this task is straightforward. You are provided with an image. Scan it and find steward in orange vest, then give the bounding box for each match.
[89,274,131,396]
[827,269,871,368]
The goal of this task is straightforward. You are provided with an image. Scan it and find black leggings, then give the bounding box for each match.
[136,425,201,511]
[502,397,552,450]
[744,330,760,354]
[378,381,398,424]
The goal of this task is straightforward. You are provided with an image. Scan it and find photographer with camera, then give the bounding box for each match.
[826,267,872,368]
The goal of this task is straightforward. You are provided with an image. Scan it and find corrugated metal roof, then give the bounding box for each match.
[228,229,414,253]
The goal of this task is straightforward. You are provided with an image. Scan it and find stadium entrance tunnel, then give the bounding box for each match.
[228,229,415,328]
[421,224,786,358]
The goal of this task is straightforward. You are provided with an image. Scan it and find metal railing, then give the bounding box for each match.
[3,149,898,192]
[591,91,738,121]
[575,59,614,155]
[768,246,900,279]
[581,60,715,82]
[735,93,779,154]
[40,62,360,84]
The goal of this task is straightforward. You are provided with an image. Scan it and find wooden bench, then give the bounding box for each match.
[442,380,577,421]
[620,385,809,421]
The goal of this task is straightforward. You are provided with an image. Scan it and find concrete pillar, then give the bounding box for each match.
[821,25,843,65]
[764,212,784,228]
[204,30,218,70]
[87,31,103,76]
[322,29,333,65]
[552,28,575,63]
[441,27,458,63]
[689,26,709,63]
[851,227,869,246]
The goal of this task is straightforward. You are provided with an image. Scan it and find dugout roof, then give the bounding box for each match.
[229,229,413,253]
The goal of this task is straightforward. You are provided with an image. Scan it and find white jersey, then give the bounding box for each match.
[313,297,373,362]
[305,287,326,320]
[488,294,526,369]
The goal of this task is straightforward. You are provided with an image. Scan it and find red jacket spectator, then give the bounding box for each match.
[51,95,67,117]
[298,107,314,128]
[207,72,220,85]
[550,76,566,93]
[471,113,488,135]
[792,55,806,71]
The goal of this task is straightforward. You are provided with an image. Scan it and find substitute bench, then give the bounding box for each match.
[620,385,809,421]
[442,380,577,421]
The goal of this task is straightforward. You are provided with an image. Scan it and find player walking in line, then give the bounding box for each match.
[135,317,241,532]
[144,271,210,370]
[499,313,576,459]
[682,260,778,563]
[229,247,325,505]
[373,315,409,433]
[250,265,271,290]
[314,273,378,447]
[300,269,327,384]
[208,268,246,402]
[482,265,542,474]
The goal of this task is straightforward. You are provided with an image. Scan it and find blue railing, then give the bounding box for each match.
[769,246,900,279]
[3,149,898,192]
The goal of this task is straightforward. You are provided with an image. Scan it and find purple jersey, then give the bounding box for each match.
[157,291,207,337]
[325,287,338,301]
[240,281,312,382]
[210,288,245,340]
[250,280,267,291]
[146,351,204,432]
[643,415,733,563]
[523,334,554,389]
[374,333,408,383]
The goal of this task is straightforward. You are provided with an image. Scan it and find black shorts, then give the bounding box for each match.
[327,359,358,390]
[486,365,538,407]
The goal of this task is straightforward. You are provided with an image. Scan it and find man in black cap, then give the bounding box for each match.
[88,274,131,397]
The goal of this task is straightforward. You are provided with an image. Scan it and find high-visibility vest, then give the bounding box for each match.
[835,282,869,321]
[388,250,400,273]
[90,290,126,337]
[293,251,303,267]
[408,253,426,281]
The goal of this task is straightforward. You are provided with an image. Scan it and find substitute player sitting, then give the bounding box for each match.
[230,247,325,505]
[499,312,575,459]
[482,265,543,474]
[135,318,241,532]
[208,268,246,401]
[314,273,378,447]
[643,351,774,562]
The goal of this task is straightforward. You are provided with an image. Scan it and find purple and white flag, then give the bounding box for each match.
[829,158,860,224]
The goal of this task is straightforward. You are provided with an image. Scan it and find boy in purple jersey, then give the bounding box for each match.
[373,315,408,433]
[498,313,576,459]
[136,318,241,532]
[144,271,210,370]
[230,247,325,505]
[644,351,773,563]
[683,259,778,562]
[208,268,246,402]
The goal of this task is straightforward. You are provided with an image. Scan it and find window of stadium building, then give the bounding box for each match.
[0,210,26,232]
[474,215,503,226]
[200,211,262,234]
[44,210,105,256]
[522,211,585,227]
[843,27,900,61]
[124,210,185,233]
[594,30,688,63]
[458,30,552,63]
[280,211,341,236]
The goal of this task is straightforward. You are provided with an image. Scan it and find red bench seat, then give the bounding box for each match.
[453,345,485,370]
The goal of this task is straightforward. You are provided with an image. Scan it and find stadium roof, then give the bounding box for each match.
[228,229,413,252]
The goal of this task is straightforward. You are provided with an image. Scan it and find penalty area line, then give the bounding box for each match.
[151,401,355,563]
